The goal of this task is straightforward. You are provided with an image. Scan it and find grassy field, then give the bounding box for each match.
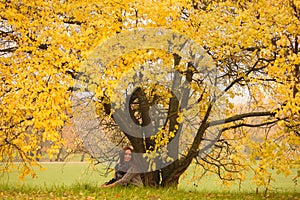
[0,184,299,200]
[0,162,299,199]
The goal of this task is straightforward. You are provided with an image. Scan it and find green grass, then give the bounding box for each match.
[0,184,299,200]
[0,162,105,187]
[0,162,299,199]
[179,165,300,193]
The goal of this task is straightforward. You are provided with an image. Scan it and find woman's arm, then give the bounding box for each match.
[101,182,116,188]
[113,171,136,186]
[101,167,136,188]
[101,173,134,188]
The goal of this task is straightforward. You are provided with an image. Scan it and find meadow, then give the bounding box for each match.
[0,161,299,199]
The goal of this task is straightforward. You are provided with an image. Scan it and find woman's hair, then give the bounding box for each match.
[123,146,133,152]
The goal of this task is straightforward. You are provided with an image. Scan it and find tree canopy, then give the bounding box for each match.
[0,0,299,188]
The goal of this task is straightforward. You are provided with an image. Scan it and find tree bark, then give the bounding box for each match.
[161,156,194,187]
[143,171,160,187]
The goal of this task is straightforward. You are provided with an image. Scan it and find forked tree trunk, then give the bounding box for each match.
[141,156,193,187]
[142,169,182,188]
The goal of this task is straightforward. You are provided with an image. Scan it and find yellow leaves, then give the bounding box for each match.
[143,150,159,171]
[211,113,299,189]
[0,0,80,179]
[293,0,300,14]
[151,128,172,150]
[245,127,298,188]
[0,0,299,186]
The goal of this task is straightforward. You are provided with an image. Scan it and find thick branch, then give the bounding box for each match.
[222,119,279,131]
[209,111,275,127]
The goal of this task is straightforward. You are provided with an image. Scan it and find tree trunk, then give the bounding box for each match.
[142,170,160,187]
[161,173,180,188]
[160,155,194,187]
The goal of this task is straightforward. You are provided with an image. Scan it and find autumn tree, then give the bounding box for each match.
[1,0,299,188]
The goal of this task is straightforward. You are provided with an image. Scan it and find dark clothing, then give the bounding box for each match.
[104,163,143,187]
[105,163,129,185]
[114,165,143,187]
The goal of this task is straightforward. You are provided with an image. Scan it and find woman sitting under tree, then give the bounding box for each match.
[101,146,144,188]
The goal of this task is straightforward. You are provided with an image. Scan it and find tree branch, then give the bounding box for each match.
[209,111,275,127]
[220,119,280,132]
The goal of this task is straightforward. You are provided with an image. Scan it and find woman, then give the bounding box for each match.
[101,146,143,188]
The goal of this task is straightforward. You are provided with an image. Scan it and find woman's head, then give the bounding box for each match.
[120,146,133,164]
